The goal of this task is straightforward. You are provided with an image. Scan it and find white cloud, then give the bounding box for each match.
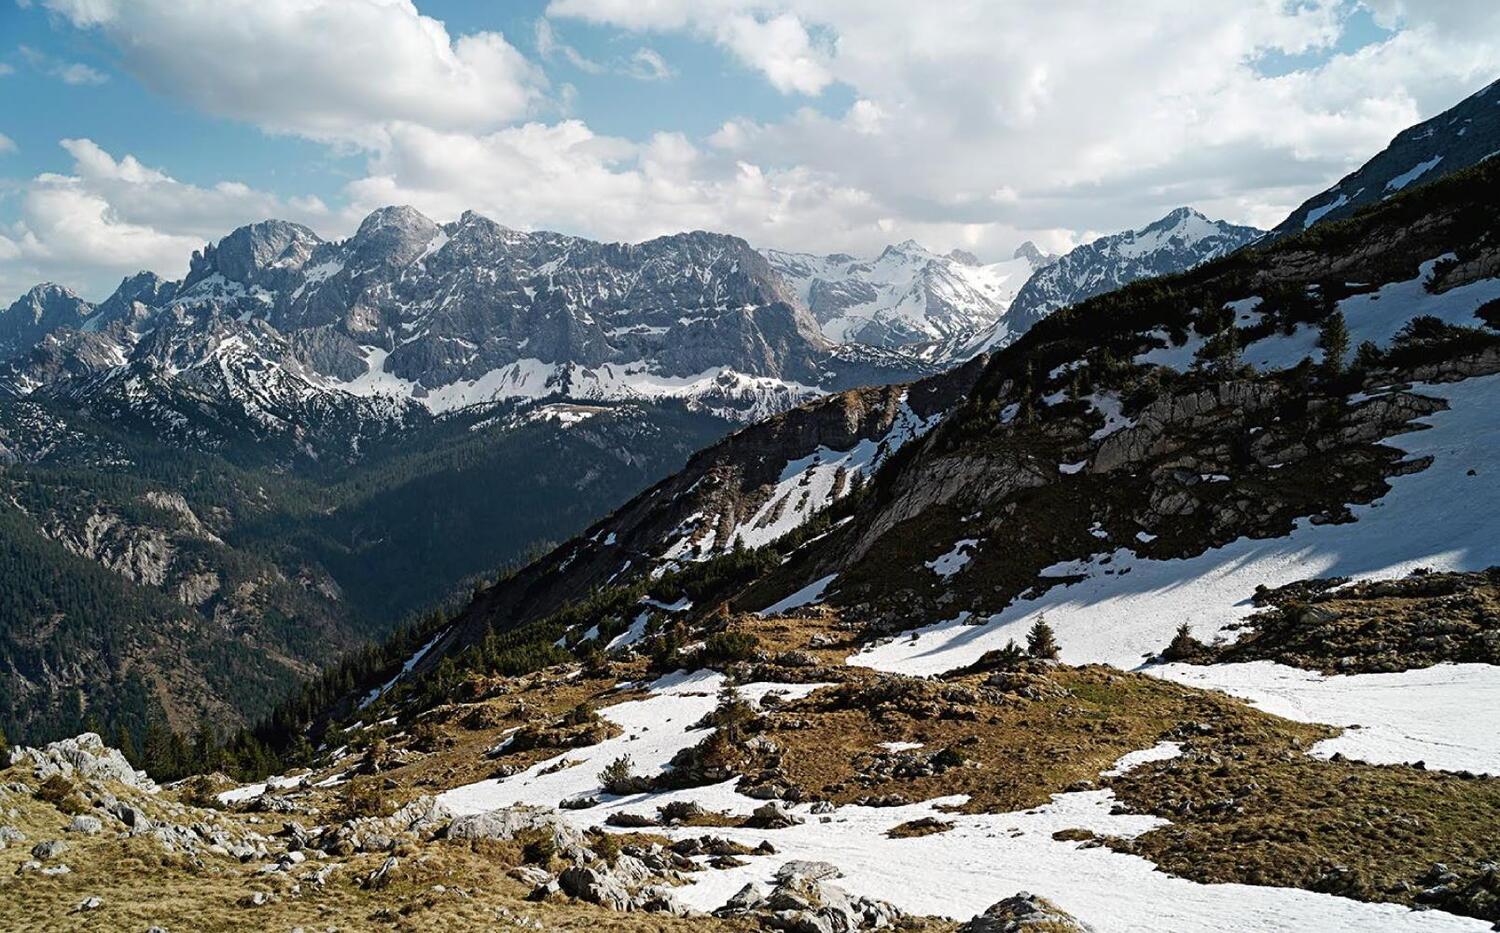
[626,47,673,81]
[55,62,108,85]
[7,0,1500,304]
[1,139,331,299]
[714,13,832,94]
[535,18,606,74]
[0,133,16,154]
[546,0,1500,240]
[42,0,546,145]
[18,45,108,85]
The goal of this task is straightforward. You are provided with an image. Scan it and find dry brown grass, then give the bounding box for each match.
[1105,713,1500,922]
[0,777,745,933]
[736,665,1304,813]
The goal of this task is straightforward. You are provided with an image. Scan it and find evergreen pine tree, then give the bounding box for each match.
[1026,616,1060,660]
[113,723,139,766]
[1319,310,1350,375]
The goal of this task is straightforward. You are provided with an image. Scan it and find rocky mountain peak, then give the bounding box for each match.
[1012,240,1057,268]
[345,205,443,269]
[0,283,94,356]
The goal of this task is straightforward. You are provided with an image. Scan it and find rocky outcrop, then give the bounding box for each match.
[9,733,156,792]
[960,893,1094,932]
[714,859,904,930]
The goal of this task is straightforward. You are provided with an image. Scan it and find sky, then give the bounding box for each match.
[0,1,1497,301]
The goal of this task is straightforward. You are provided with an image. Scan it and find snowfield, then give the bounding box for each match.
[855,373,1500,775]
[436,672,1487,932]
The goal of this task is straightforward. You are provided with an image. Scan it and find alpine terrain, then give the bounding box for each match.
[4,74,1500,933]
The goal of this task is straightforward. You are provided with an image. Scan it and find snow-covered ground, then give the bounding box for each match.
[357,630,446,710]
[856,373,1500,774]
[756,574,838,616]
[437,672,1487,932]
[336,348,821,422]
[734,396,939,551]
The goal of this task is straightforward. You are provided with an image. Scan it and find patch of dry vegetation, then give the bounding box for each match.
[1203,567,1500,673]
[1105,713,1500,923]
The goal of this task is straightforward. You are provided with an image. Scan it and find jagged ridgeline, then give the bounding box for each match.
[273,151,1500,762]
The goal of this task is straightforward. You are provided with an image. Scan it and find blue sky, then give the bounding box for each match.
[1,1,1496,299]
[0,1,848,224]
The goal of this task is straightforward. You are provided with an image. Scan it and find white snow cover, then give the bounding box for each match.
[606,611,651,650]
[335,348,822,422]
[1101,741,1182,776]
[437,673,1485,931]
[1139,260,1500,375]
[1385,155,1443,192]
[857,373,1500,774]
[358,630,445,710]
[216,772,307,805]
[925,539,979,577]
[765,241,1037,347]
[734,395,941,551]
[1303,193,1350,228]
[756,574,837,616]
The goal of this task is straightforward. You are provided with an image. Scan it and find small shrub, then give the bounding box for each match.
[339,777,388,821]
[1161,623,1209,663]
[598,755,646,795]
[589,829,621,865]
[562,702,598,727]
[518,828,556,868]
[700,630,760,665]
[37,774,88,815]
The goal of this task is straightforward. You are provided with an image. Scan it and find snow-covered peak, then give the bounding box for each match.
[764,240,1052,350]
[961,208,1263,358]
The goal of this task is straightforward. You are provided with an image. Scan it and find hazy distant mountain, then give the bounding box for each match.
[764,239,1055,351]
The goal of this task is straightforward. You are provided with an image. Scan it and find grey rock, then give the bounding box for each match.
[66,815,103,835]
[72,896,104,913]
[446,805,583,850]
[30,839,67,860]
[960,892,1095,932]
[10,733,155,791]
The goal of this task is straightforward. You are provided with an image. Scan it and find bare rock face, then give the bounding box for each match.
[8,732,156,792]
[445,805,584,850]
[714,859,904,930]
[960,892,1094,932]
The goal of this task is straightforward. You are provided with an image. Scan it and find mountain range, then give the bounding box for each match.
[41,86,1494,933]
[5,75,1498,753]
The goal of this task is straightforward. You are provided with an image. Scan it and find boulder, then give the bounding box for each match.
[717,861,902,931]
[66,815,103,835]
[31,839,67,860]
[960,892,1094,932]
[747,801,804,829]
[446,806,584,850]
[386,795,452,836]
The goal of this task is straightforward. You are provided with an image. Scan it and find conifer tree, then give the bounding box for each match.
[1027,616,1060,660]
[1319,310,1350,375]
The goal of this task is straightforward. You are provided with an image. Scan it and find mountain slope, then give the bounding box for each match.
[193,153,1500,933]
[1274,76,1500,235]
[963,207,1264,356]
[0,392,732,744]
